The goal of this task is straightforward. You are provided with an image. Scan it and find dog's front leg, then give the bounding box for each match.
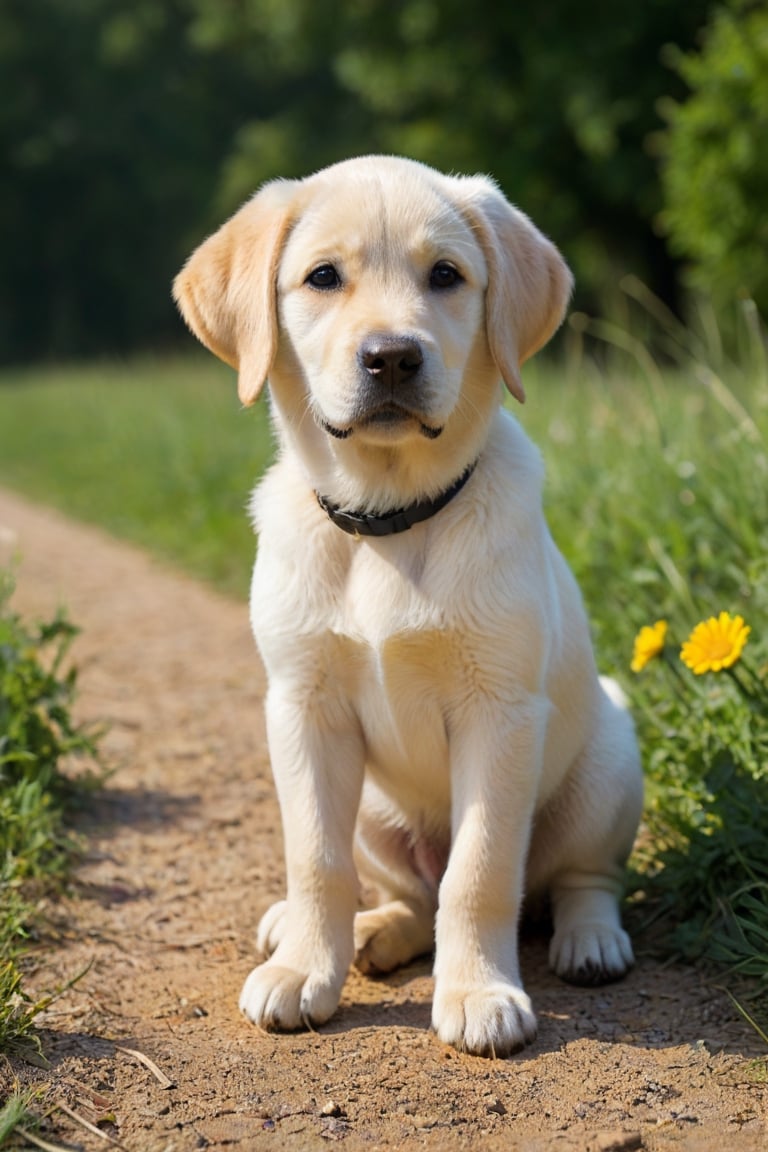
[239,683,364,1031]
[432,697,544,1057]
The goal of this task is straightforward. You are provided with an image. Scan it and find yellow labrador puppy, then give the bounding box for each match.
[174,155,643,1057]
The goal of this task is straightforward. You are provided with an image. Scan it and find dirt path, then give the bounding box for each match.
[0,487,765,1152]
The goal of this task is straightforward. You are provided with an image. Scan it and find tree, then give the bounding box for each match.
[657,0,768,315]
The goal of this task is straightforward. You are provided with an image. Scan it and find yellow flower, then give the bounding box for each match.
[631,620,668,672]
[680,611,751,675]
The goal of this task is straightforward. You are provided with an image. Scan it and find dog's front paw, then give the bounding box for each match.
[239,960,342,1031]
[549,923,634,986]
[432,981,537,1057]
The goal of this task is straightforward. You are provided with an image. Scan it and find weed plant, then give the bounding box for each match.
[0,1090,38,1146]
[629,613,767,980]
[0,572,98,1053]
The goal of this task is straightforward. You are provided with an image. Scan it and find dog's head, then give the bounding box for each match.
[174,156,572,503]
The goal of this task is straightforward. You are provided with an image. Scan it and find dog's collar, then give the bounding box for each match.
[316,461,477,537]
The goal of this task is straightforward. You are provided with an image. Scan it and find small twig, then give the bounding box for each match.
[16,1129,72,1152]
[56,1101,131,1150]
[115,1045,176,1089]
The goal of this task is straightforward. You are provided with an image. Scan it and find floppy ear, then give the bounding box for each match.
[457,177,573,402]
[173,180,299,406]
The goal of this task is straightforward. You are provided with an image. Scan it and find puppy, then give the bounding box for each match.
[174,155,643,1058]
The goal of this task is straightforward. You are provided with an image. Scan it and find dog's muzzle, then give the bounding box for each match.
[320,334,443,440]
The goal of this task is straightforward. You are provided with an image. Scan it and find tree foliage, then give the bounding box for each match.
[1,0,275,359]
[0,0,751,362]
[658,0,768,315]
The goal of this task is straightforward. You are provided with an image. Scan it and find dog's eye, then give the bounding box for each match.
[430,261,462,290]
[306,264,341,290]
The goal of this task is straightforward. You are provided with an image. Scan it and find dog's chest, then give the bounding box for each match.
[337,542,460,798]
[351,626,454,806]
[342,536,436,635]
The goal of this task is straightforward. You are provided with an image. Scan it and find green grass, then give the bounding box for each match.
[0,1090,38,1146]
[0,573,98,1059]
[0,299,766,1033]
[521,296,768,674]
[0,355,273,598]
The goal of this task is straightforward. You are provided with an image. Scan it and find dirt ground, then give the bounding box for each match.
[0,486,765,1152]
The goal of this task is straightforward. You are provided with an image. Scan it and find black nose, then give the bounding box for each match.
[359,336,424,388]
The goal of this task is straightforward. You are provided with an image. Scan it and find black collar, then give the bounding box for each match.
[316,462,477,537]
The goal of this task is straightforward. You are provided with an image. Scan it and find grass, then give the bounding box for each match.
[522,294,768,673]
[0,1091,37,1145]
[0,354,273,598]
[0,294,766,1038]
[0,572,98,1065]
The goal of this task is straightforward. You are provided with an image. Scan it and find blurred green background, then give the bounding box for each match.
[1,0,767,363]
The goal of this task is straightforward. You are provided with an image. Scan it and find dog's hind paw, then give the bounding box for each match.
[354,901,434,975]
[549,923,634,986]
[255,899,287,959]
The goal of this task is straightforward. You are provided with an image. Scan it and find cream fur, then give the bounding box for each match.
[174,155,643,1058]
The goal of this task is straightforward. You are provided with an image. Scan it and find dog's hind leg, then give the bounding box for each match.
[353,800,441,975]
[528,681,643,986]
